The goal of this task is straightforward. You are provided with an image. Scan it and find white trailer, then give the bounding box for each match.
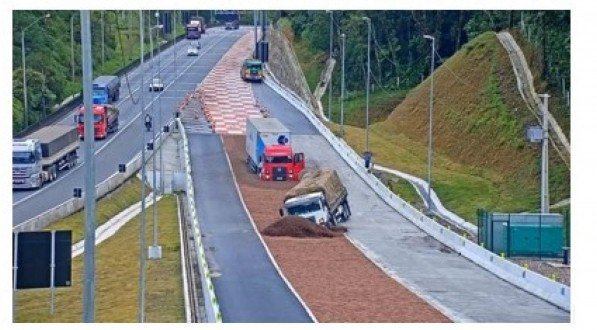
[245,117,291,173]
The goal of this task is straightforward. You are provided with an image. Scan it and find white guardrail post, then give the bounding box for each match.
[176,118,223,322]
[263,67,570,312]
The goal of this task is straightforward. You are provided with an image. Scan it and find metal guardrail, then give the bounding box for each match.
[264,68,571,312]
[177,118,222,323]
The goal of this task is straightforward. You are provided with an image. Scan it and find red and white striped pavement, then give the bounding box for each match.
[195,31,268,135]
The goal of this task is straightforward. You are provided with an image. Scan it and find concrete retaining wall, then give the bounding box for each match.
[267,28,319,111]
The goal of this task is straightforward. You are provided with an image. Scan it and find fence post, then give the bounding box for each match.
[507,214,511,257]
[539,213,543,260]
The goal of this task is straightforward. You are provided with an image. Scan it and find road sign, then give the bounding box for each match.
[13,231,72,289]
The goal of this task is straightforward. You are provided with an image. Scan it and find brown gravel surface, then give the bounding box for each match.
[223,135,451,322]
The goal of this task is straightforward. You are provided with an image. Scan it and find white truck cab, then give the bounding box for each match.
[282,192,328,225]
[12,139,44,189]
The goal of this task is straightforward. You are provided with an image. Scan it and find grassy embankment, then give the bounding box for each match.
[294,31,569,224]
[15,177,184,322]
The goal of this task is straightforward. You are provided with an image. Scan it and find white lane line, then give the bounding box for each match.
[13,32,233,207]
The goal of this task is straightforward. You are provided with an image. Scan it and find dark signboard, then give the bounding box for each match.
[13,231,72,289]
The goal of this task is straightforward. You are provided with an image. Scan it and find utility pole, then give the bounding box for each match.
[423,35,435,213]
[254,10,258,57]
[71,15,75,81]
[128,11,133,62]
[21,13,51,128]
[328,10,333,121]
[80,10,97,323]
[340,33,345,137]
[539,94,551,214]
[363,16,371,152]
[101,11,105,68]
[140,10,144,65]
[173,10,177,75]
[138,9,147,323]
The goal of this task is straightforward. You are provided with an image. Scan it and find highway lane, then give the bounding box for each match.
[189,134,313,323]
[13,28,247,226]
[13,28,221,204]
[251,82,569,322]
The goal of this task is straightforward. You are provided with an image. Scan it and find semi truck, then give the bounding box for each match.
[13,125,79,189]
[76,104,119,139]
[245,117,305,181]
[92,76,121,104]
[190,16,206,34]
[186,21,201,39]
[280,169,351,226]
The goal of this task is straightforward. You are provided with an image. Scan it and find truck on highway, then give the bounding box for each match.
[240,58,264,82]
[92,75,121,104]
[245,117,305,181]
[76,104,119,140]
[190,16,206,34]
[12,125,79,189]
[280,169,351,226]
[186,21,201,39]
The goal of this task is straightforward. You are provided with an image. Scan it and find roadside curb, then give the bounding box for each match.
[178,118,222,323]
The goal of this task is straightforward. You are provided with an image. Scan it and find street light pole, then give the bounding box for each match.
[539,94,551,214]
[423,34,435,212]
[340,33,345,137]
[328,10,333,121]
[363,16,371,152]
[80,9,97,323]
[21,13,50,129]
[138,9,147,323]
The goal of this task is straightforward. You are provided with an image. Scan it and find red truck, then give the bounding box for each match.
[76,104,119,140]
[260,144,305,181]
[246,117,305,181]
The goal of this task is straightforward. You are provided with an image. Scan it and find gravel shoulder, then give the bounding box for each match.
[222,134,450,323]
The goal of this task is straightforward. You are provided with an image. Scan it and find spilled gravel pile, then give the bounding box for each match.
[262,216,346,238]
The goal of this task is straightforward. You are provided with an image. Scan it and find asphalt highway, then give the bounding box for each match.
[12,27,247,226]
[188,134,313,322]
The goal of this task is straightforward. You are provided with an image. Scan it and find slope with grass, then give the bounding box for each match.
[330,32,569,222]
[15,180,184,322]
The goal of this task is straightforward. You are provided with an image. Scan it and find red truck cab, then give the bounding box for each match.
[76,104,119,140]
[260,145,305,181]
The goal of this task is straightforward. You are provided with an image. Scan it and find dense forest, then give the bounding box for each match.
[12,10,211,133]
[277,10,569,101]
[12,10,569,134]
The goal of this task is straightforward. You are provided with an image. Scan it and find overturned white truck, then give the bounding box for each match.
[280,169,351,226]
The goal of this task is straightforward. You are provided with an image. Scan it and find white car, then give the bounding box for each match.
[149,78,164,92]
[187,47,199,56]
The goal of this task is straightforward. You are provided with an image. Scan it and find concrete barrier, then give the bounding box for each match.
[177,118,223,323]
[264,68,571,312]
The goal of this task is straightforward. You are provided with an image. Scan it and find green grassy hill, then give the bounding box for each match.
[329,32,569,222]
